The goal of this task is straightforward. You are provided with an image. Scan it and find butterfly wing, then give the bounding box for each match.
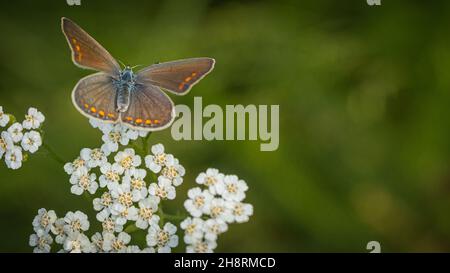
[120,84,175,131]
[61,17,121,75]
[136,58,215,95]
[72,72,119,123]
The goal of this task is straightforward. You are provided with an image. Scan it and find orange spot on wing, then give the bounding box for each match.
[99,111,105,117]
[145,120,152,125]
[154,119,160,124]
[75,45,81,52]
[125,116,133,121]
[135,118,143,124]
[84,104,89,109]
[78,53,83,62]
[191,72,197,77]
[72,38,77,44]
[90,107,97,113]
[178,83,185,90]
[107,113,115,118]
[185,76,192,82]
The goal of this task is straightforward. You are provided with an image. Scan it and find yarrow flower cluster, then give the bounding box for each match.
[30,119,253,253]
[181,168,253,253]
[0,106,44,169]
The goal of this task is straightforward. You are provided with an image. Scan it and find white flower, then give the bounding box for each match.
[93,191,113,219]
[0,131,14,159]
[146,222,178,253]
[114,148,141,174]
[99,162,122,188]
[180,217,204,244]
[203,218,228,241]
[122,126,150,141]
[123,168,148,201]
[4,146,23,169]
[186,239,217,253]
[7,122,23,143]
[89,118,108,131]
[184,187,213,217]
[64,157,87,176]
[103,232,131,252]
[80,148,108,168]
[145,143,174,173]
[101,124,131,153]
[196,168,224,195]
[135,196,160,230]
[91,232,104,253]
[125,245,142,253]
[51,218,67,244]
[108,182,139,225]
[21,131,42,153]
[206,198,234,223]
[22,107,45,129]
[63,231,93,253]
[216,175,248,202]
[32,208,57,233]
[69,168,98,195]
[63,211,90,234]
[29,229,53,253]
[161,158,185,186]
[99,215,124,233]
[227,202,253,223]
[0,106,10,127]
[148,176,176,201]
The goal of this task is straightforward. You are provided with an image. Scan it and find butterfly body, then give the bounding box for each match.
[113,66,136,112]
[61,17,215,131]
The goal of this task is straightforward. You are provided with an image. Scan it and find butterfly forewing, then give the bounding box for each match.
[136,58,215,95]
[72,72,119,123]
[61,17,120,75]
[120,84,175,131]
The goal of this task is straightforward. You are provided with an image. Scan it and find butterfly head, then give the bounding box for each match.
[120,66,135,83]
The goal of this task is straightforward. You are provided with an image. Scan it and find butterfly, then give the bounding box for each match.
[61,17,215,131]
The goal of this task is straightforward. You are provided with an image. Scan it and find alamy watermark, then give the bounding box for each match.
[172,97,279,152]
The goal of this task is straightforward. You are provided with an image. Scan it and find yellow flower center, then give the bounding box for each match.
[162,166,178,179]
[131,178,145,190]
[118,192,133,207]
[194,196,205,208]
[157,231,169,246]
[205,176,216,186]
[139,207,153,220]
[226,183,237,194]
[105,170,119,182]
[211,206,223,218]
[154,154,166,165]
[109,131,121,142]
[120,156,133,169]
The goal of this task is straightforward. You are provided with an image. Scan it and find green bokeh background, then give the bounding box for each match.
[1,0,450,252]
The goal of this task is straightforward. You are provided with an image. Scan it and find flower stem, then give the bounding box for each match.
[41,142,66,165]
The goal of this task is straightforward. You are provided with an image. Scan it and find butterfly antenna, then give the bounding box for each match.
[131,64,143,70]
[117,59,126,69]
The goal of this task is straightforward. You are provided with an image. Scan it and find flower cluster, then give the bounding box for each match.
[30,140,184,253]
[181,168,253,253]
[0,106,44,169]
[29,119,253,253]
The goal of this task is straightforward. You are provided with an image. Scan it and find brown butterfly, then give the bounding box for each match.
[61,17,215,131]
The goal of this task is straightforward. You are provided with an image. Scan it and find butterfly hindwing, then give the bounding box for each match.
[72,72,119,123]
[120,84,175,131]
[61,17,121,75]
[136,58,215,95]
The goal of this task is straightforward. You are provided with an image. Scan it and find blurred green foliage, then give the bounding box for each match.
[1,0,450,252]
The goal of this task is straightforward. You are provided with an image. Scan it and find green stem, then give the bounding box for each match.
[41,142,66,165]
